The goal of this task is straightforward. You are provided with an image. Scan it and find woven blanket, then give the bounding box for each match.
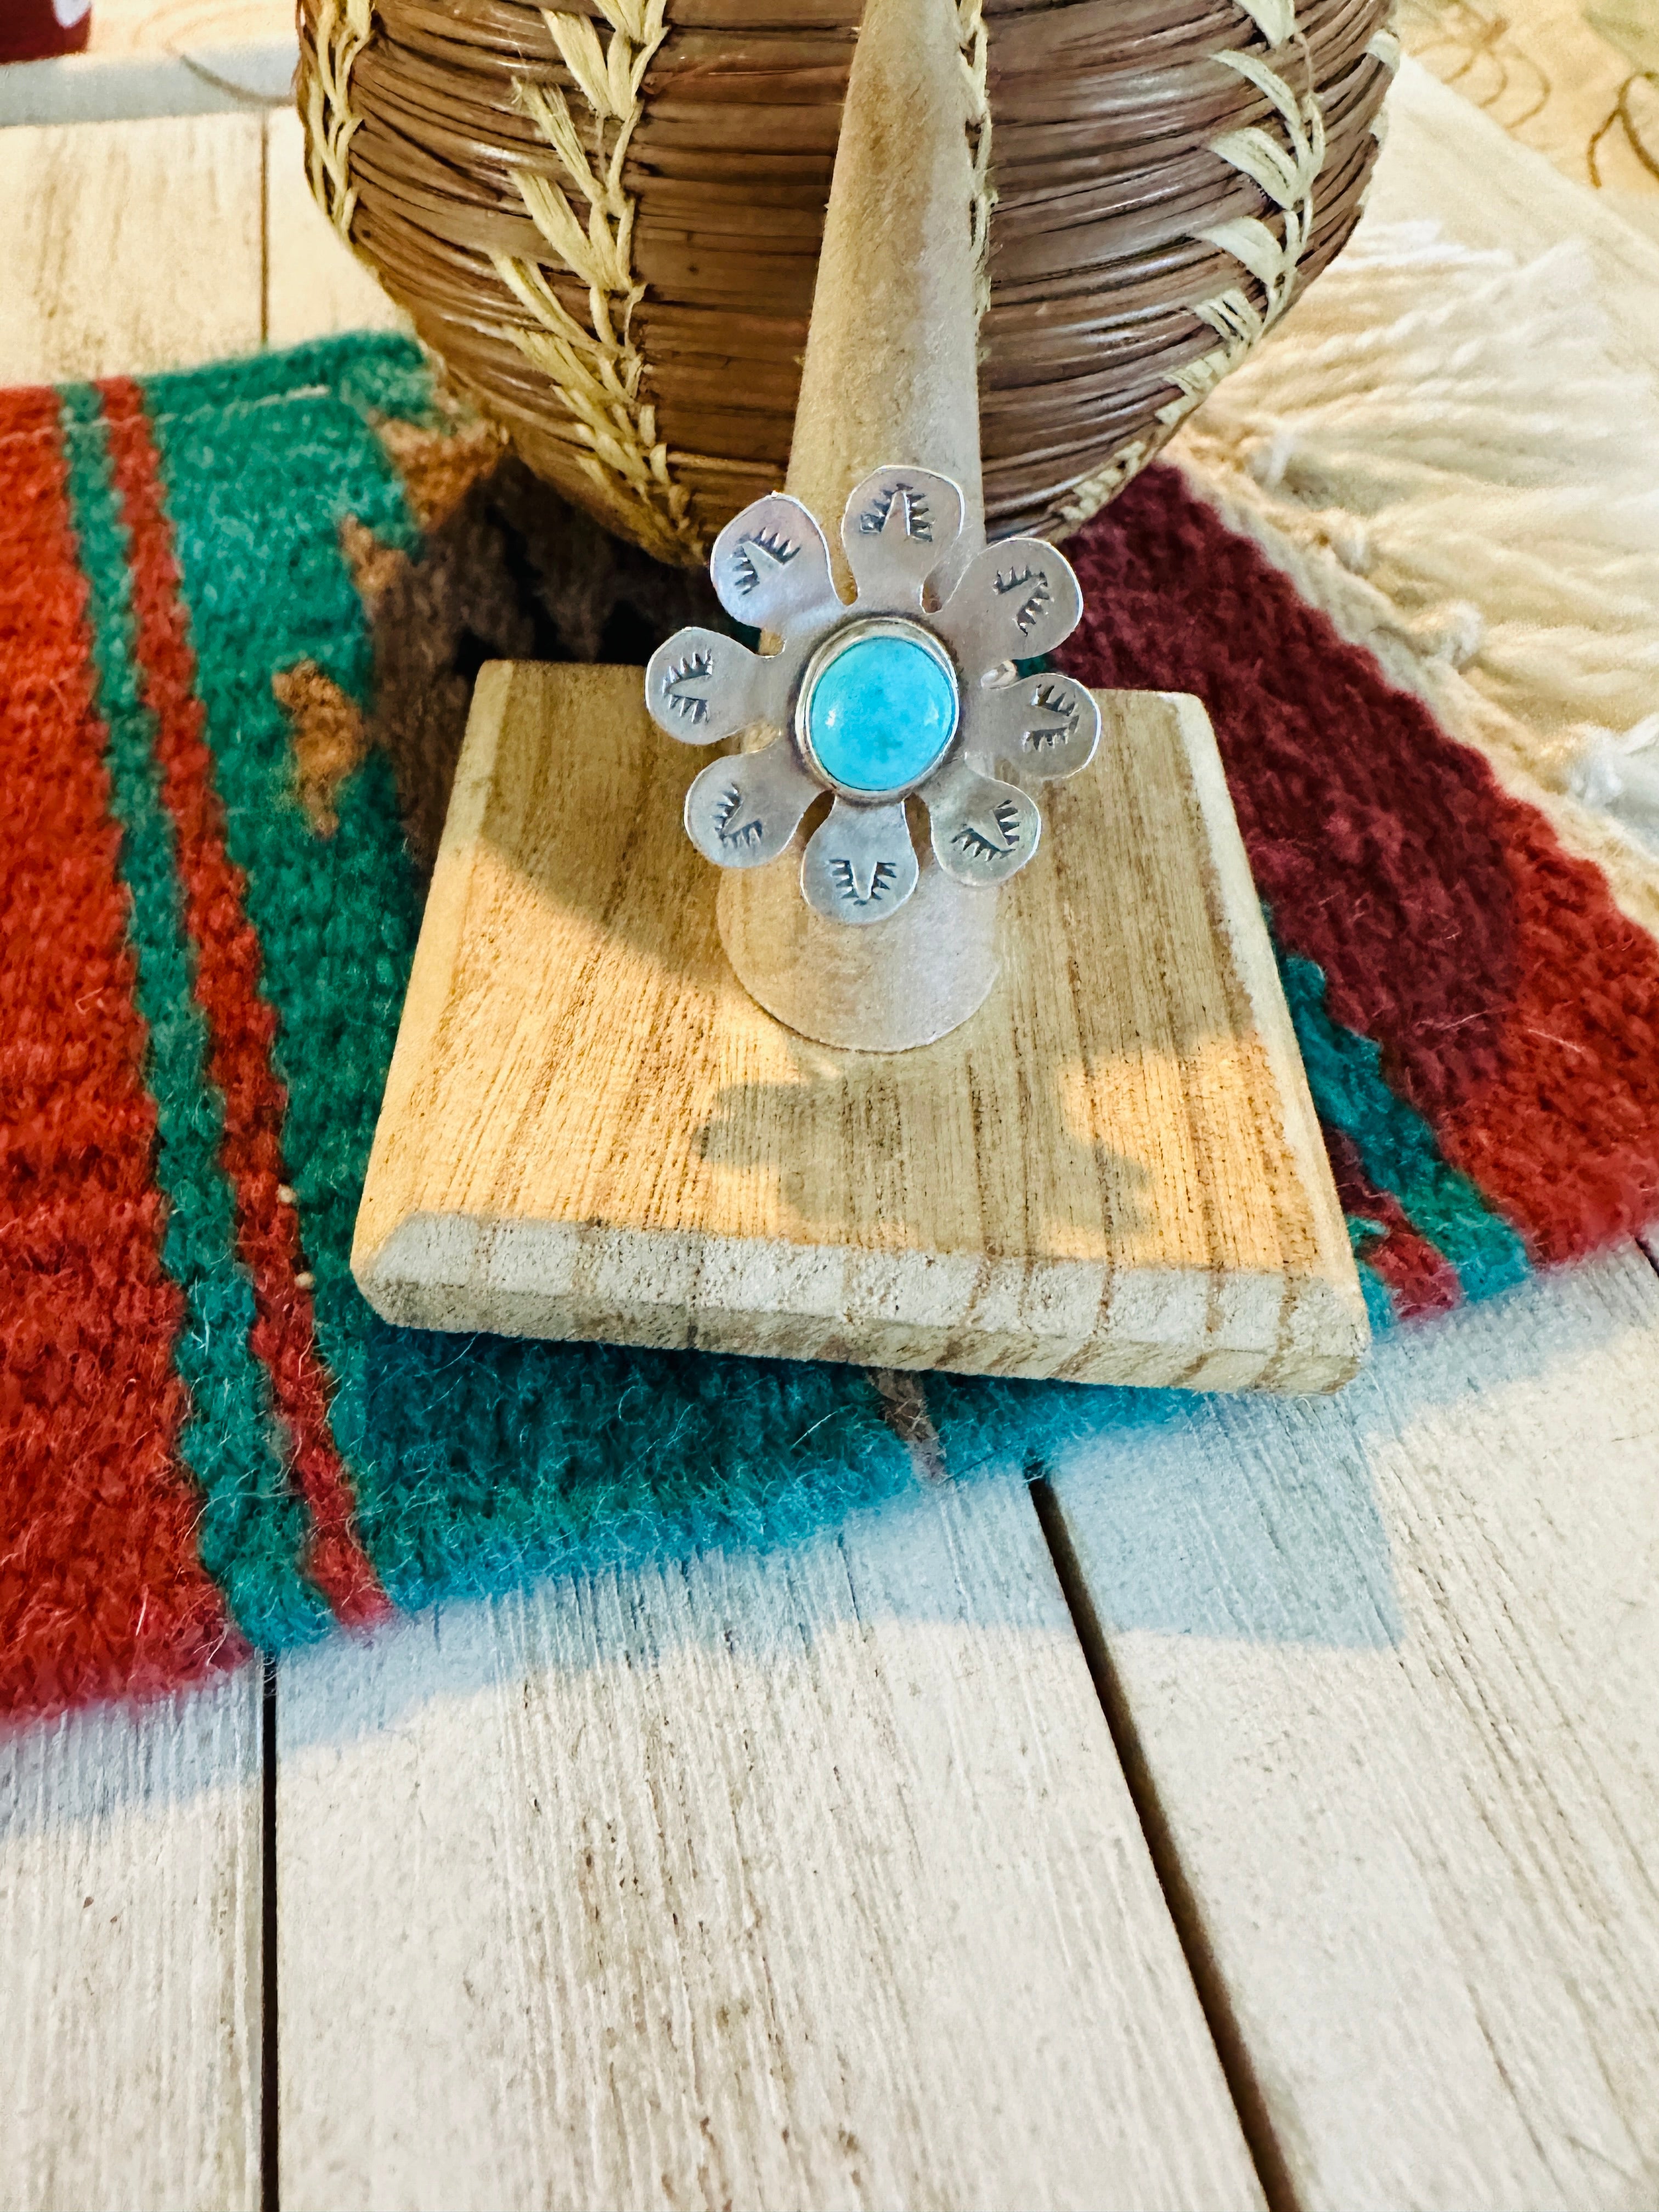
[6,231,1659,1719]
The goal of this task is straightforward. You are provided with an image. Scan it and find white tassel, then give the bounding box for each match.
[1176,218,1659,864]
[1568,716,1659,851]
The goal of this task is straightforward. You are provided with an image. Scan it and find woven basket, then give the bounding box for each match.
[297,0,1397,567]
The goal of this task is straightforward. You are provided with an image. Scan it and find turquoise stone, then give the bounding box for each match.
[805,631,958,794]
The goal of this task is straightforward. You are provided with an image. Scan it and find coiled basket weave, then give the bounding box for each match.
[297,0,1398,566]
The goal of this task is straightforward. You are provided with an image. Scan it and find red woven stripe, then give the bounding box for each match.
[99,379,388,1629]
[0,387,241,1713]
[1068,470,1659,1263]
[1323,1126,1460,1319]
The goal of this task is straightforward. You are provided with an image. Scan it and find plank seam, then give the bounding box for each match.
[262,1660,279,2212]
[1029,1471,1302,2212]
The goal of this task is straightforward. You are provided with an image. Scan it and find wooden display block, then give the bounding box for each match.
[353,663,1368,1391]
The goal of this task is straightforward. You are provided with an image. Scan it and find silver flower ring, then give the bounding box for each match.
[644,466,1098,926]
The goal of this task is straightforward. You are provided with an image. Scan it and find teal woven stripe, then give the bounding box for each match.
[132,337,921,1612]
[1355,1257,1396,1329]
[137,343,428,1618]
[139,332,438,433]
[350,1326,923,1613]
[1279,944,1530,1302]
[56,385,330,1649]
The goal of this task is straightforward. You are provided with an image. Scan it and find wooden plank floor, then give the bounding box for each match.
[1043,1243,1659,2211]
[87,0,293,48]
[3,67,1658,2212]
[0,110,262,382]
[279,1479,1259,2212]
[0,1675,263,2212]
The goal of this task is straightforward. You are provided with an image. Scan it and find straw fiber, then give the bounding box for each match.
[297,0,1397,563]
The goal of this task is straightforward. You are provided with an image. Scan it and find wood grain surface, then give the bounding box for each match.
[0,1675,263,2212]
[276,1474,1264,2212]
[1043,1240,1659,2212]
[353,664,1365,1390]
[264,106,407,349]
[0,112,262,381]
[89,0,292,50]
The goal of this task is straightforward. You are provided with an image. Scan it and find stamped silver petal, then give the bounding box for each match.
[936,537,1085,666]
[967,669,1101,781]
[927,759,1042,889]
[645,625,783,747]
[841,467,964,610]
[800,798,919,924]
[683,740,817,871]
[709,494,842,635]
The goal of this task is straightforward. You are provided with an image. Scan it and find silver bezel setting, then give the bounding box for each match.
[793,616,961,806]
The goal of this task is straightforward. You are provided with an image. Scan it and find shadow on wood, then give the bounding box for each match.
[353,663,1367,1391]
